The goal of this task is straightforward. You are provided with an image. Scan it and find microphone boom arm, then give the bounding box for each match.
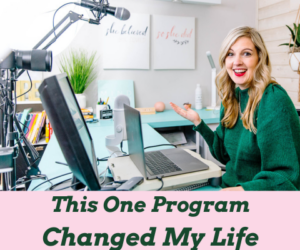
[17,11,100,79]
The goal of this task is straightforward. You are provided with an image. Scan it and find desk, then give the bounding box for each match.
[29,109,221,191]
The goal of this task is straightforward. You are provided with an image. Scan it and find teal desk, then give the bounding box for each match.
[29,109,221,191]
[87,108,220,128]
[141,108,220,128]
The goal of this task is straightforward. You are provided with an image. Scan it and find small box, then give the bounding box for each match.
[135,107,156,115]
[100,109,113,119]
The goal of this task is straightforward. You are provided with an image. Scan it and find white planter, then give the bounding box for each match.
[75,94,86,109]
[289,52,300,72]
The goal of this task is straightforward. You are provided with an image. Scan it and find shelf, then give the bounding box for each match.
[21,138,47,147]
[33,138,47,146]
[158,0,221,4]
[17,101,42,104]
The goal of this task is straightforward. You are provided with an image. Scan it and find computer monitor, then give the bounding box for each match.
[38,73,101,191]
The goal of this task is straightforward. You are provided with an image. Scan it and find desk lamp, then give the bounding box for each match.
[106,95,130,158]
[206,51,220,110]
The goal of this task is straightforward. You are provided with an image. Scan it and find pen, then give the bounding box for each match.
[106,97,109,104]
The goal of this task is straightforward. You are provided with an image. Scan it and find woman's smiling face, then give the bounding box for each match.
[225,36,259,90]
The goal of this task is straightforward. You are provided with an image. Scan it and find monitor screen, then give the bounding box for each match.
[58,77,93,166]
[38,73,101,191]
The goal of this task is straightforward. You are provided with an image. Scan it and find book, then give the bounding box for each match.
[26,113,36,138]
[33,111,44,143]
[30,113,42,143]
[20,108,32,131]
[83,115,94,119]
[23,113,33,136]
[81,108,93,116]
[27,113,39,141]
[35,111,46,144]
[49,121,53,139]
[45,115,50,143]
[81,108,93,113]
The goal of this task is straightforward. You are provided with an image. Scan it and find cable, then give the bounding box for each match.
[144,144,177,150]
[99,175,106,185]
[99,150,129,161]
[49,177,72,190]
[97,157,109,162]
[156,176,164,191]
[31,172,72,191]
[55,161,69,166]
[9,176,47,191]
[45,175,54,188]
[54,181,81,191]
[49,2,77,47]
[120,141,127,155]
[17,120,29,131]
[14,78,17,115]
[97,143,177,162]
[98,166,108,185]
[50,164,108,190]
[16,71,32,99]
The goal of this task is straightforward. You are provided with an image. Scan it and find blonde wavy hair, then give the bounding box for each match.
[216,26,277,134]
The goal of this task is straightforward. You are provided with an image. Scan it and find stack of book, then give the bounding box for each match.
[81,108,94,121]
[15,108,53,144]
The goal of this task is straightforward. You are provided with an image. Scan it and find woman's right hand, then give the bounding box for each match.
[170,102,202,127]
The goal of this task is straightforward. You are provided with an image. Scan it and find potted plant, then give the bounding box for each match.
[279,23,300,72]
[59,49,98,108]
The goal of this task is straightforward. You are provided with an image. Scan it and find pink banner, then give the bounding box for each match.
[0,192,298,249]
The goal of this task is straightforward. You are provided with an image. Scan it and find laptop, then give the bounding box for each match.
[124,104,209,180]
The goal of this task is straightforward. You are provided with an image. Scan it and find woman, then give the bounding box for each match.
[170,26,300,191]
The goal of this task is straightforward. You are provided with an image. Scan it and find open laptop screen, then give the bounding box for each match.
[124,104,147,178]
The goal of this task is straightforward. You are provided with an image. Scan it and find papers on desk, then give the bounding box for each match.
[160,131,187,145]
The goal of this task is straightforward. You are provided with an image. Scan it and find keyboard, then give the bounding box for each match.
[174,182,209,191]
[145,151,182,176]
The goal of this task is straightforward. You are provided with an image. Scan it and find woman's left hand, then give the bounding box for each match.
[220,186,244,191]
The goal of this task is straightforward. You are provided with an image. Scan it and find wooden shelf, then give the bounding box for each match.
[33,138,47,146]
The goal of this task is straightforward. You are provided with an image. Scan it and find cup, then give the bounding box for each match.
[96,104,108,119]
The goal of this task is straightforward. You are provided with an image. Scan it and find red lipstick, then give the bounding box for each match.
[233,69,247,77]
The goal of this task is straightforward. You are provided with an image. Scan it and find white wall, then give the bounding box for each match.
[45,0,256,109]
[257,0,300,108]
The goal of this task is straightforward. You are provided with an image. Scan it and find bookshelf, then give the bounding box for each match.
[17,101,42,104]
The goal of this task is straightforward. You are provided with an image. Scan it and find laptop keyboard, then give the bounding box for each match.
[174,182,209,191]
[145,151,182,176]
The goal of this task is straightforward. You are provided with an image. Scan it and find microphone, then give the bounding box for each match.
[76,0,130,20]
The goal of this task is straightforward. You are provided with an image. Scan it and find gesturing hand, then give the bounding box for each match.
[220,186,244,191]
[170,102,202,127]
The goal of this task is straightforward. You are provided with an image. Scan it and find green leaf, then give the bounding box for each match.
[297,23,300,47]
[287,25,296,41]
[279,43,295,47]
[58,49,98,94]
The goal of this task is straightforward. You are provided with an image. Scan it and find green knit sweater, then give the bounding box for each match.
[194,84,300,191]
